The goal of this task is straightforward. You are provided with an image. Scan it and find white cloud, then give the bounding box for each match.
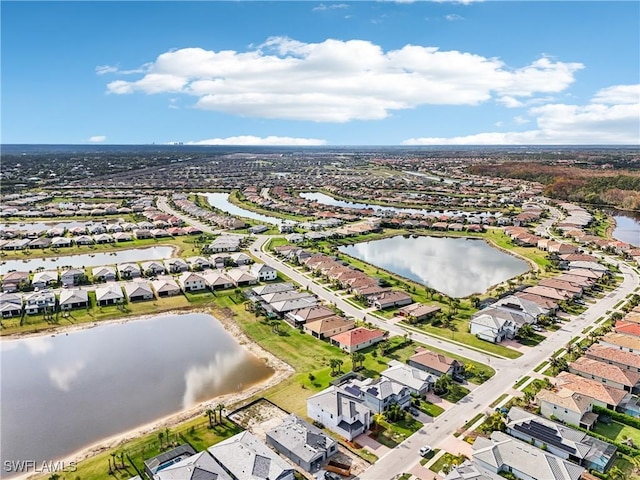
[513,115,529,125]
[104,37,583,123]
[185,135,327,146]
[494,121,504,127]
[591,84,640,105]
[445,14,464,21]
[312,3,349,11]
[88,135,107,143]
[403,84,640,145]
[95,65,119,75]
[49,361,85,392]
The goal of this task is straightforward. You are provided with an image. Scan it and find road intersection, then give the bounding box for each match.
[157,197,640,480]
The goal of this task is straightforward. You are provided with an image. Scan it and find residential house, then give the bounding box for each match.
[29,237,52,249]
[0,293,22,317]
[117,263,142,279]
[285,305,335,327]
[226,269,258,287]
[506,407,617,473]
[307,385,371,441]
[208,236,242,253]
[339,376,411,413]
[586,344,640,373]
[555,372,630,411]
[207,431,295,480]
[186,256,210,271]
[230,252,252,265]
[1,271,30,292]
[144,444,197,480]
[164,258,189,274]
[250,263,278,282]
[92,266,117,283]
[178,271,206,292]
[599,332,640,354]
[153,451,232,480]
[369,291,413,310]
[31,270,58,290]
[381,360,435,396]
[444,461,503,480]
[124,282,155,302]
[492,295,551,319]
[24,290,56,314]
[59,289,89,310]
[266,414,338,473]
[151,277,181,297]
[472,431,585,480]
[203,272,234,290]
[60,268,85,287]
[303,316,355,339]
[330,327,386,353]
[141,261,166,276]
[408,348,464,380]
[95,284,124,306]
[251,282,295,296]
[269,297,318,316]
[50,236,72,248]
[397,303,441,322]
[615,320,640,338]
[568,357,640,393]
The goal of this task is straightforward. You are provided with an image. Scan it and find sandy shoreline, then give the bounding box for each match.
[6,307,295,480]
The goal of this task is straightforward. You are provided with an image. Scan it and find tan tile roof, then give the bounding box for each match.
[600,332,640,351]
[304,316,355,335]
[409,349,459,374]
[587,344,640,370]
[537,388,592,414]
[555,372,628,406]
[569,357,640,387]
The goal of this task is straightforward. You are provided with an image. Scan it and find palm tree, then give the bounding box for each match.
[158,431,165,449]
[205,408,215,428]
[351,352,365,371]
[470,296,480,308]
[329,358,341,376]
[607,466,626,480]
[216,403,226,424]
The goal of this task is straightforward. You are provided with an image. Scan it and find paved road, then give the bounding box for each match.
[250,235,639,480]
[161,200,640,479]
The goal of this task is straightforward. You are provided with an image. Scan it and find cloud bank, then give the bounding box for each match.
[186,135,327,146]
[403,84,640,145]
[102,37,583,123]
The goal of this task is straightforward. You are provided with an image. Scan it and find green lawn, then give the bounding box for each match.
[429,452,467,474]
[594,420,640,446]
[489,394,509,408]
[439,384,470,403]
[418,400,445,417]
[534,361,549,373]
[370,417,423,448]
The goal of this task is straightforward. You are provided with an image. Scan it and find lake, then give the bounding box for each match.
[609,209,640,247]
[200,192,283,225]
[0,246,176,274]
[0,313,274,475]
[338,235,529,298]
[301,192,498,218]
[3,220,120,232]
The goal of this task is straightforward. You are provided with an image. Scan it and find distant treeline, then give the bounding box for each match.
[469,163,640,210]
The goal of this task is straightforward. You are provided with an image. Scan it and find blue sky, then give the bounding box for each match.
[2,1,639,145]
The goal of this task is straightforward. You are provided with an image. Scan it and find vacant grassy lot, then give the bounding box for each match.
[594,420,640,446]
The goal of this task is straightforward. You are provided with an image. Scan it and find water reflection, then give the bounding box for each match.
[301,192,497,218]
[200,192,283,225]
[0,313,274,473]
[0,246,175,273]
[338,235,529,298]
[608,209,640,247]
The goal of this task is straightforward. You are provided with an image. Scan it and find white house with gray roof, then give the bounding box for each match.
[266,414,337,472]
[506,407,617,473]
[250,263,277,281]
[252,283,295,296]
[445,461,503,480]
[473,431,585,480]
[381,360,435,396]
[31,270,58,290]
[207,431,294,480]
[117,263,141,279]
[24,290,56,314]
[339,376,411,413]
[152,276,181,297]
[153,451,232,480]
[95,284,124,306]
[307,385,371,441]
[59,289,89,310]
[124,282,155,302]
